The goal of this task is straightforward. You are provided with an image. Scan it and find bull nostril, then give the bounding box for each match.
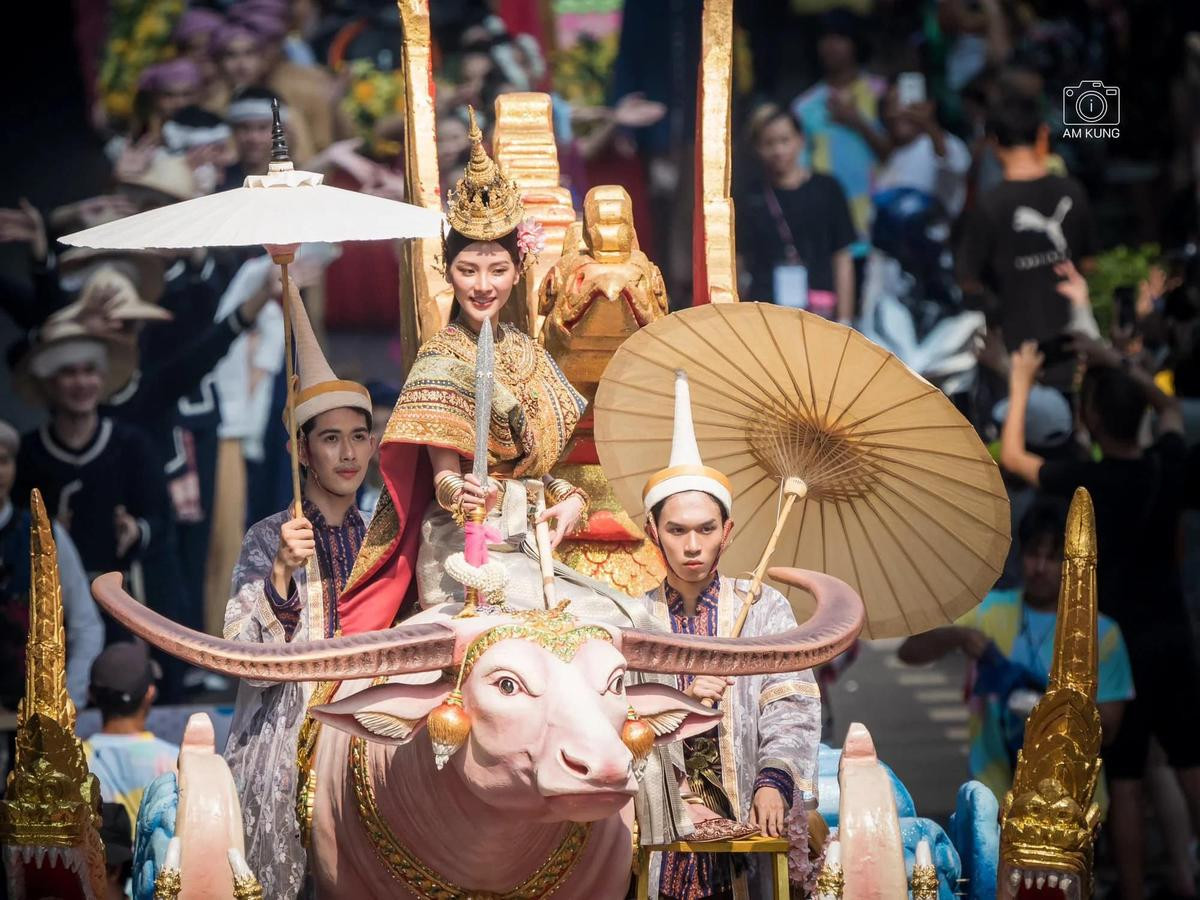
[560,749,591,779]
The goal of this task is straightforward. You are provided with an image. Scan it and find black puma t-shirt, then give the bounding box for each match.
[957,175,1097,351]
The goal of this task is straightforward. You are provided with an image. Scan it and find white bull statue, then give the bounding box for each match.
[92,566,863,899]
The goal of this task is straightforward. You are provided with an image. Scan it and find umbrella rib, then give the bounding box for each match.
[644,319,783,416]
[873,474,1007,569]
[865,452,1008,504]
[849,423,976,440]
[877,467,1009,542]
[824,351,891,432]
[761,305,815,420]
[684,309,797,421]
[597,376,764,422]
[734,480,785,563]
[604,409,750,432]
[821,328,854,423]
[863,489,979,599]
[733,470,779,504]
[611,345,770,418]
[844,497,929,631]
[841,386,942,434]
[726,459,772,483]
[714,304,800,421]
[831,500,873,620]
[852,442,998,466]
[800,315,823,428]
[599,448,757,485]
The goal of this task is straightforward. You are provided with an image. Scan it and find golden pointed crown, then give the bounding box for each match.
[446,106,524,241]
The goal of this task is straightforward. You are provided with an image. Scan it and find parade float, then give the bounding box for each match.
[3,0,1113,897]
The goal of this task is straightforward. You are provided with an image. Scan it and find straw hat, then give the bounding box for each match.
[47,266,173,328]
[117,152,200,203]
[286,286,371,429]
[641,370,733,518]
[13,319,137,406]
[58,247,169,306]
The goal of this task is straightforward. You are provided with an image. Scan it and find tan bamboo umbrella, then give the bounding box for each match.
[60,101,443,513]
[594,303,1010,639]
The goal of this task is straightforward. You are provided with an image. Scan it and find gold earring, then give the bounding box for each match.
[426,689,470,770]
[621,707,654,778]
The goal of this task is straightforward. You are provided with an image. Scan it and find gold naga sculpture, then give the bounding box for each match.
[998,487,1102,899]
[539,185,670,593]
[0,490,106,899]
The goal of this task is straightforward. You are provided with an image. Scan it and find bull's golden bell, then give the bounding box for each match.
[621,708,654,778]
[427,689,471,770]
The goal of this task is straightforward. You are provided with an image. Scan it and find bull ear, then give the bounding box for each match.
[311,680,451,746]
[626,683,723,745]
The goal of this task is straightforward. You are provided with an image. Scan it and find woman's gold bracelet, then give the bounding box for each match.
[545,477,590,524]
[435,473,467,526]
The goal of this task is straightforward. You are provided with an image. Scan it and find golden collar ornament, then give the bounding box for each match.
[350,735,590,899]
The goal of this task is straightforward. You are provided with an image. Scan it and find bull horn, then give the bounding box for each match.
[91,573,456,681]
[619,567,863,675]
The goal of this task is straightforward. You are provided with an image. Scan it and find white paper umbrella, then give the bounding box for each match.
[60,101,444,514]
[59,166,443,250]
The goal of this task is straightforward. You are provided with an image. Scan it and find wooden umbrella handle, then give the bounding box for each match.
[278,258,303,519]
[730,477,807,638]
[699,479,808,709]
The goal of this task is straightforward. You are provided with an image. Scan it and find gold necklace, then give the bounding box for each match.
[349,736,591,899]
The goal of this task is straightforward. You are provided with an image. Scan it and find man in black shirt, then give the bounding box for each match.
[958,91,1097,392]
[1000,336,1200,900]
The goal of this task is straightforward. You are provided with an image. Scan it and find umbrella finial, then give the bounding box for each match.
[270,97,290,164]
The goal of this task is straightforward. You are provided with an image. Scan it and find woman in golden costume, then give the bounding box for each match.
[337,110,628,631]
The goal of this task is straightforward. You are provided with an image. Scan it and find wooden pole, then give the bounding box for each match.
[731,476,807,638]
[275,253,303,518]
[701,477,808,710]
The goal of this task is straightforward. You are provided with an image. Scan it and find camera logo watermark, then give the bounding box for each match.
[1062,81,1120,138]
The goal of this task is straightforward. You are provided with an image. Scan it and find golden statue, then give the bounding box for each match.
[999,488,1102,897]
[396,0,452,369]
[540,185,669,595]
[0,490,106,899]
[693,0,739,305]
[493,92,576,335]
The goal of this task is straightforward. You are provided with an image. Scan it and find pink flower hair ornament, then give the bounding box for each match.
[515,218,546,268]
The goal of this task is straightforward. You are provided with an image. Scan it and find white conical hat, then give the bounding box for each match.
[287,284,372,428]
[641,370,733,516]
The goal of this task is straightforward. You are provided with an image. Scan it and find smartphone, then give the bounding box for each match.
[897,72,927,108]
[1037,333,1076,368]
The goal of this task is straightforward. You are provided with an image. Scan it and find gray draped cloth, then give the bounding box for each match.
[416,478,695,846]
[222,510,352,899]
[641,577,823,900]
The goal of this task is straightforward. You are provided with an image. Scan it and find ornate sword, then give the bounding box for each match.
[462,318,495,615]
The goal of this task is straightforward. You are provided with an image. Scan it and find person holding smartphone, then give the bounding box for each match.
[875,76,972,218]
[736,103,857,322]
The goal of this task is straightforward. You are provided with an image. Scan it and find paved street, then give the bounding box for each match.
[824,638,972,825]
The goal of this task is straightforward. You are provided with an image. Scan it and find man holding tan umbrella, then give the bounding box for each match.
[636,371,822,900]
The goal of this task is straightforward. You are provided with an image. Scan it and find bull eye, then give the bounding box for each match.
[498,677,518,696]
[608,673,624,694]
